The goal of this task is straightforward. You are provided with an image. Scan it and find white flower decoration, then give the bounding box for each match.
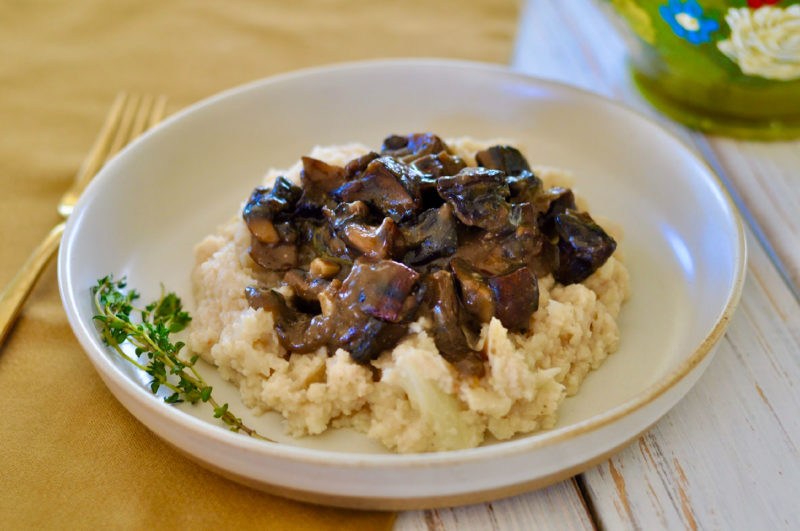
[717,6,800,81]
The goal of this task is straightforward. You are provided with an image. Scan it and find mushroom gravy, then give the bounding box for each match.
[188,138,629,452]
[240,134,617,376]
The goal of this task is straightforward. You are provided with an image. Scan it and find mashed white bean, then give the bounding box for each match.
[188,139,630,453]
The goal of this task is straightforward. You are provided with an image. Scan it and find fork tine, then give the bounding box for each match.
[149,95,168,129]
[58,93,167,218]
[73,92,128,186]
[129,94,154,140]
[1,91,161,346]
[104,93,141,164]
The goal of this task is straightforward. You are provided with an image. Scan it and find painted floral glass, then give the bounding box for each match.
[599,0,800,139]
[659,1,720,44]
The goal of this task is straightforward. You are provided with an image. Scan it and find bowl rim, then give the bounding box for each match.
[58,57,747,470]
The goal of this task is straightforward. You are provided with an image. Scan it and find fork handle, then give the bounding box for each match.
[0,222,66,347]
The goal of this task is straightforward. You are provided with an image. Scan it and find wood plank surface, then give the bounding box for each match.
[580,229,800,529]
[510,0,800,529]
[705,137,800,295]
[395,479,595,531]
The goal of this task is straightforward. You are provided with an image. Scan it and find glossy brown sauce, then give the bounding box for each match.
[241,134,617,376]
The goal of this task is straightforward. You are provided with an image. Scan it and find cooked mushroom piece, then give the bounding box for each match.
[333,315,408,364]
[331,157,422,222]
[507,171,543,205]
[535,187,576,236]
[301,156,346,192]
[526,236,559,278]
[381,134,409,152]
[506,202,560,276]
[242,177,302,243]
[454,229,510,277]
[322,202,401,259]
[411,151,467,179]
[455,205,555,278]
[297,156,346,213]
[322,201,370,230]
[449,257,495,323]
[401,204,458,265]
[338,258,421,323]
[249,236,298,271]
[508,202,536,229]
[326,258,424,364]
[408,171,443,211]
[475,145,531,176]
[552,210,617,284]
[271,175,303,206]
[340,217,401,260]
[303,218,352,265]
[381,133,450,162]
[245,286,331,353]
[427,270,486,377]
[309,257,340,279]
[246,216,279,245]
[282,268,330,313]
[245,285,281,311]
[436,167,511,232]
[343,151,380,179]
[410,152,466,209]
[487,267,539,332]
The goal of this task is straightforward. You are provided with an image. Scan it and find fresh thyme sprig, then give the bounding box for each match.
[91,275,269,440]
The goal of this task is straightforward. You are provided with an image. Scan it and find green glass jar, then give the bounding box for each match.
[598,0,800,139]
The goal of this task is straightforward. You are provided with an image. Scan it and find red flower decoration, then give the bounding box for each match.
[746,0,781,7]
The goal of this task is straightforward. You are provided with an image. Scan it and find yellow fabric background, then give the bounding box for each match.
[0,0,519,529]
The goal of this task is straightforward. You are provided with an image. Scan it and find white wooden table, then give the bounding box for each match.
[397,1,800,528]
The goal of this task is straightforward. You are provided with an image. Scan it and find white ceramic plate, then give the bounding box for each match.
[59,59,745,509]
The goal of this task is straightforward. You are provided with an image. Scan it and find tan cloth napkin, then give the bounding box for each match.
[0,0,519,528]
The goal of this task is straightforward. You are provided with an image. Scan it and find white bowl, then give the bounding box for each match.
[59,59,745,509]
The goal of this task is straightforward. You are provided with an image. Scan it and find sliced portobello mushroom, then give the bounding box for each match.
[552,209,616,284]
[487,266,539,333]
[401,204,458,265]
[436,167,511,233]
[426,270,486,377]
[331,157,423,223]
[245,286,331,353]
[475,145,531,176]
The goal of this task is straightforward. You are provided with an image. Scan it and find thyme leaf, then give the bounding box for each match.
[91,275,269,441]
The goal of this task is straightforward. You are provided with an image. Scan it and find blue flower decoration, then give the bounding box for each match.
[659,0,719,45]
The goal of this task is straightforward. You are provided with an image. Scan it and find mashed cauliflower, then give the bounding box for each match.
[188,139,630,453]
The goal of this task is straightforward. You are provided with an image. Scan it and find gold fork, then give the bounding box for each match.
[0,92,168,346]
